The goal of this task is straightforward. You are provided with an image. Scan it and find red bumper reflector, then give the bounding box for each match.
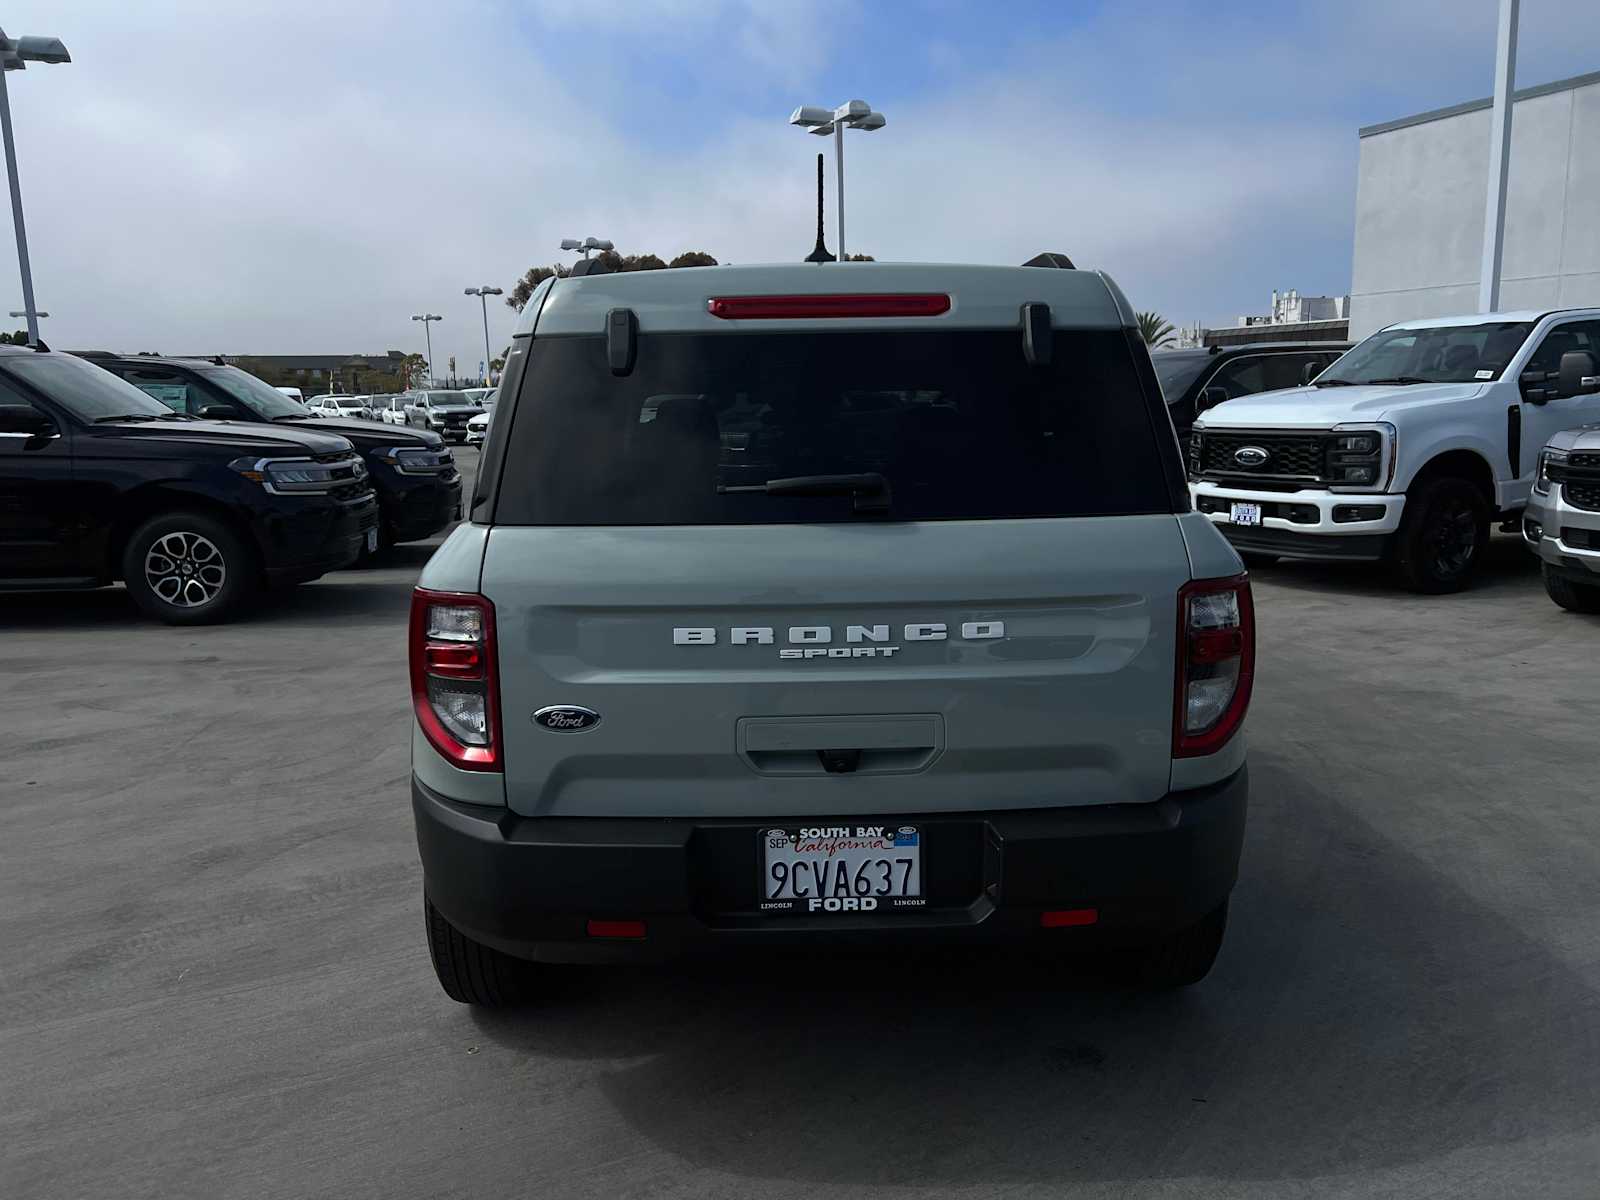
[1040,908,1099,928]
[586,919,647,940]
[707,293,951,320]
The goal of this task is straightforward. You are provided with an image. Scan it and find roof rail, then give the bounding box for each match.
[1023,252,1076,269]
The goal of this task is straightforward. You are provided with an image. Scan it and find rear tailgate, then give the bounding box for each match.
[485,516,1182,818]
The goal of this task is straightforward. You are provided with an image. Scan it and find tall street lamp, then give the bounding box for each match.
[560,237,613,261]
[464,286,502,382]
[411,313,442,386]
[0,28,71,347]
[789,100,885,261]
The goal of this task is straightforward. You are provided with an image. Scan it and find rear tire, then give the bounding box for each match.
[425,895,540,1007]
[1390,475,1489,593]
[1543,564,1600,613]
[121,511,255,625]
[1127,902,1228,990]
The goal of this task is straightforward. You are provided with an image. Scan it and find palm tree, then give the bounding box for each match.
[1136,311,1177,348]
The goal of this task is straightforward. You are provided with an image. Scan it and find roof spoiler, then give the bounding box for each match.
[1023,252,1075,269]
[570,258,611,278]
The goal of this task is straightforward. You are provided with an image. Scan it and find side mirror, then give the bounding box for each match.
[198,405,242,420]
[1200,386,1230,412]
[1557,350,1600,398]
[0,405,53,436]
[1300,361,1319,386]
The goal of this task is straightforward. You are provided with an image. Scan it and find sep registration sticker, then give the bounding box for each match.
[761,824,924,914]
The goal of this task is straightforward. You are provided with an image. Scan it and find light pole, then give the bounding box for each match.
[0,29,71,347]
[411,313,441,386]
[1479,0,1520,312]
[560,237,613,261]
[464,286,502,382]
[789,100,885,261]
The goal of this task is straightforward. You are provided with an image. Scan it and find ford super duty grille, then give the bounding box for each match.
[1191,430,1331,484]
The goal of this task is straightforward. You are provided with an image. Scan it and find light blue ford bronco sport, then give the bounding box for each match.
[408,258,1254,1005]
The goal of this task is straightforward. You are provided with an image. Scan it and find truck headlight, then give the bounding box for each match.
[1328,423,1395,492]
[1533,448,1567,495]
[229,455,366,495]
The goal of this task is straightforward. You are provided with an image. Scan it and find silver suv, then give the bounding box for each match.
[1525,419,1600,612]
[409,260,1255,1005]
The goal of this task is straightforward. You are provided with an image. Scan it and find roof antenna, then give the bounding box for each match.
[805,152,835,264]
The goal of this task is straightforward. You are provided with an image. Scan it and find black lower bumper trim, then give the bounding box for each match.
[1218,525,1389,561]
[413,769,1249,964]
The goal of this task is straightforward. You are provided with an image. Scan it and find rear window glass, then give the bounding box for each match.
[493,329,1173,525]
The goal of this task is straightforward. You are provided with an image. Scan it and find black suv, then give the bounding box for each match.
[0,347,377,623]
[1153,342,1350,439]
[80,355,462,557]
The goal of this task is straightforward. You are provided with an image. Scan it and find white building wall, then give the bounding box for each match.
[1350,72,1600,341]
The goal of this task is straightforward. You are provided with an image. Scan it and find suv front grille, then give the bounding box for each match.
[1192,430,1331,483]
[1566,481,1600,511]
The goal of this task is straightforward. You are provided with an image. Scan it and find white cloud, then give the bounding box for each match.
[0,0,1595,363]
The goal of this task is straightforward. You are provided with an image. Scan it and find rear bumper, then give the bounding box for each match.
[413,767,1248,964]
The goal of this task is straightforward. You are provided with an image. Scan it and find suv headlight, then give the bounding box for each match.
[376,446,455,475]
[1533,447,1567,495]
[229,455,366,495]
[1327,423,1395,491]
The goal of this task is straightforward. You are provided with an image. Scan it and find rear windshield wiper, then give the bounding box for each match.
[718,472,892,513]
[94,413,161,423]
[1363,376,1432,386]
[271,413,308,422]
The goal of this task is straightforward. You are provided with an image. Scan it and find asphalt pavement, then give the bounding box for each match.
[4,446,1599,1199]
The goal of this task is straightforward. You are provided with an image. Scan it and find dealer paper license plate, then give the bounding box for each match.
[761,824,923,914]
[1229,502,1263,527]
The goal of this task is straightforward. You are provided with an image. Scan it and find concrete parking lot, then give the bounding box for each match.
[4,445,1599,1199]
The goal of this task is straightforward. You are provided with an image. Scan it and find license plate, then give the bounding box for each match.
[1230,502,1263,527]
[761,824,923,914]
[365,527,379,553]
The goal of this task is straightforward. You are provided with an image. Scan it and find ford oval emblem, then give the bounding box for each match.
[532,705,601,733]
[1233,445,1270,468]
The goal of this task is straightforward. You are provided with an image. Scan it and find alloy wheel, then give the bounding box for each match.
[1425,498,1478,579]
[144,531,227,608]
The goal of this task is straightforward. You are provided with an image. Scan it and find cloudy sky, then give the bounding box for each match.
[4,0,1600,369]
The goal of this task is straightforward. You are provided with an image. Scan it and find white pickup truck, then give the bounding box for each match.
[1190,309,1600,591]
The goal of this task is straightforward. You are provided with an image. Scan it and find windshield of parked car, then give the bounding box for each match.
[427,391,472,406]
[1151,351,1211,400]
[1317,321,1535,386]
[336,397,367,409]
[198,367,306,418]
[494,329,1176,525]
[6,354,176,421]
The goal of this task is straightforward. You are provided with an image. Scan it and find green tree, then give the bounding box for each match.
[398,353,429,387]
[505,263,571,312]
[1136,311,1177,348]
[506,249,722,311]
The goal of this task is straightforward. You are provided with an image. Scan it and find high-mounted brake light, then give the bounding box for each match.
[410,588,501,771]
[707,293,951,320]
[1173,575,1254,758]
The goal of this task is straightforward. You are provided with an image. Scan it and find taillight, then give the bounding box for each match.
[410,588,501,771]
[707,293,951,320]
[1174,575,1254,758]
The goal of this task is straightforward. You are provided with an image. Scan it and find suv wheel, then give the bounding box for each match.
[1391,476,1489,593]
[425,895,540,1007]
[122,512,254,625]
[1126,901,1228,990]
[1542,564,1600,613]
